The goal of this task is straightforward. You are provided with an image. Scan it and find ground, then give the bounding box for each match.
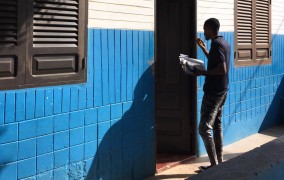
[145,125,284,180]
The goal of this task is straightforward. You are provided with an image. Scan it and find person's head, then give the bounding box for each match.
[203,18,220,40]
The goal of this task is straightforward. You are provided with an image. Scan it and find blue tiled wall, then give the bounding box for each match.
[1,28,282,179]
[196,32,284,155]
[0,29,155,180]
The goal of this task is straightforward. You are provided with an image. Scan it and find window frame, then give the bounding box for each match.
[234,0,271,67]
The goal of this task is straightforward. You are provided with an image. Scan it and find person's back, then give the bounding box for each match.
[203,36,230,96]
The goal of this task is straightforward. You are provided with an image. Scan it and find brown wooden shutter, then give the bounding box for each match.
[0,0,26,88]
[235,0,271,67]
[255,0,271,62]
[235,0,254,66]
[26,0,87,86]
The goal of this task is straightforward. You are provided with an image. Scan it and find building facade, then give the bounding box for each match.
[0,0,283,179]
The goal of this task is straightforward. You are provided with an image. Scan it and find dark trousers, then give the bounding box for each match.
[199,92,227,166]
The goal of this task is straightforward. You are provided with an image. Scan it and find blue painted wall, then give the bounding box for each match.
[0,28,283,179]
[0,29,155,180]
[196,32,284,155]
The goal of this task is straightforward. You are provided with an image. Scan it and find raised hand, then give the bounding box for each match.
[197,37,209,59]
[197,37,206,50]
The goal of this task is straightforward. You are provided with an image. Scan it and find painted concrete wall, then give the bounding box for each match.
[272,0,284,34]
[1,0,283,179]
[88,0,154,30]
[197,0,234,32]
[0,32,155,180]
[197,0,284,34]
[197,0,284,155]
[0,1,155,180]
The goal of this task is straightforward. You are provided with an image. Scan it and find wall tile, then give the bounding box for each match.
[70,111,84,129]
[5,92,16,124]
[37,135,53,155]
[18,158,36,179]
[0,163,17,180]
[85,108,97,125]
[18,139,36,160]
[70,127,84,146]
[85,124,97,143]
[98,106,110,123]
[35,89,45,118]
[37,117,54,136]
[36,153,54,174]
[70,145,84,163]
[54,149,69,168]
[19,120,37,140]
[0,142,18,165]
[54,114,69,132]
[16,92,26,122]
[54,131,69,151]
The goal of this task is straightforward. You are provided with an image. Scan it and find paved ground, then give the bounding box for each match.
[145,125,284,180]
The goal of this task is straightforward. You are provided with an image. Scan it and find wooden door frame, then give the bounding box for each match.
[153,0,197,159]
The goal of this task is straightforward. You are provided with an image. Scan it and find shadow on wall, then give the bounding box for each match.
[0,127,8,175]
[86,67,155,179]
[261,76,284,130]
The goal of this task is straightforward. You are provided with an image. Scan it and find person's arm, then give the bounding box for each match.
[195,41,227,76]
[194,61,227,76]
[197,38,209,59]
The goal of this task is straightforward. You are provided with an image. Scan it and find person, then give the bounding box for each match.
[194,18,230,171]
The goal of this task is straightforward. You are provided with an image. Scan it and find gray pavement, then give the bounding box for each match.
[145,125,284,180]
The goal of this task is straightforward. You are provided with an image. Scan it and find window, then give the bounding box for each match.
[0,0,88,90]
[234,0,271,67]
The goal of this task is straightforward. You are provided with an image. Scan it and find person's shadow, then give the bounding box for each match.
[86,67,155,180]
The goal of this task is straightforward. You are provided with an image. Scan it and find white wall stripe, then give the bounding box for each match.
[197,0,234,32]
[88,0,284,34]
[272,0,284,34]
[88,0,154,30]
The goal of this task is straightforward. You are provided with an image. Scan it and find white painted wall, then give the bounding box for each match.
[88,0,284,34]
[197,0,234,32]
[88,0,154,30]
[197,0,284,35]
[272,0,284,35]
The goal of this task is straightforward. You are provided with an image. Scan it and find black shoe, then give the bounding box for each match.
[198,165,212,171]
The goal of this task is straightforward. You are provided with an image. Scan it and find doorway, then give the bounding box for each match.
[155,0,197,172]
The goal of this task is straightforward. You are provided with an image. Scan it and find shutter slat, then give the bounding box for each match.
[34,9,78,16]
[0,18,17,24]
[33,20,78,27]
[0,12,17,18]
[34,0,78,6]
[34,14,77,21]
[34,3,78,11]
[238,15,253,20]
[33,44,77,48]
[0,6,17,12]
[33,38,77,42]
[0,0,17,47]
[238,27,253,31]
[0,31,17,36]
[33,26,77,32]
[0,1,17,6]
[33,32,77,37]
[33,0,79,47]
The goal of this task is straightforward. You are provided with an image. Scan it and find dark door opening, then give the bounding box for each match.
[155,0,197,172]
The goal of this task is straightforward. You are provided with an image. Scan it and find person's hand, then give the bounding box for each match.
[197,38,206,50]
